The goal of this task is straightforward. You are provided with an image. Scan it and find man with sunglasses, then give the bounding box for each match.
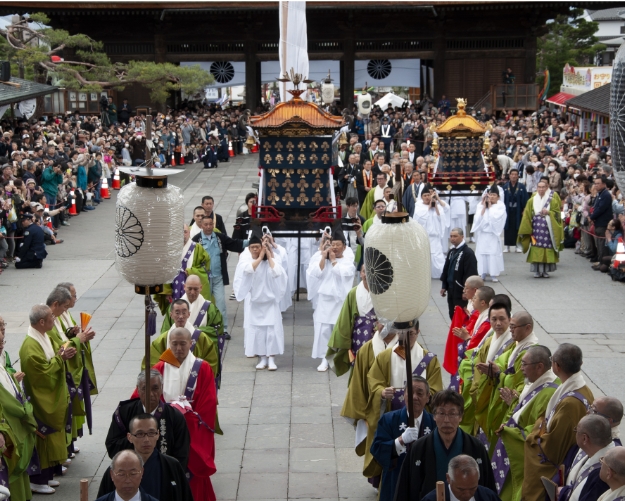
[98,414,192,501]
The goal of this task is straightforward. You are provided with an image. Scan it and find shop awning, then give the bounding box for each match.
[546,92,575,107]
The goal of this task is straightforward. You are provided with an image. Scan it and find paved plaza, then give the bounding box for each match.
[2,154,625,501]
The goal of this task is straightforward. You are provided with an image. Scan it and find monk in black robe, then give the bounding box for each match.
[393,390,496,501]
[105,370,190,468]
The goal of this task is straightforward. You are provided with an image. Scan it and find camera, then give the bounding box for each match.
[324,226,332,236]
[262,226,270,236]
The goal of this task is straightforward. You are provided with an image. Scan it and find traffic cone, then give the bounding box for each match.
[251,143,259,153]
[46,219,53,230]
[171,156,176,166]
[112,170,121,190]
[100,178,111,199]
[180,156,185,165]
[69,191,77,215]
[229,141,235,157]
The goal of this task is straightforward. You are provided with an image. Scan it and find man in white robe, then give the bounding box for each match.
[471,185,507,282]
[307,228,355,372]
[233,233,288,370]
[413,184,450,279]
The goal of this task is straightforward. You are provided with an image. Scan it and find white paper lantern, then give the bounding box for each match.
[357,93,372,116]
[364,217,431,325]
[115,169,184,287]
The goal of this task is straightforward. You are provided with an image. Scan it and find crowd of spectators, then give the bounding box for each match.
[336,100,625,281]
[0,100,255,271]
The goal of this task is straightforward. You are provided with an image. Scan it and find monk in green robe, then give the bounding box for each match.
[19,305,74,492]
[0,315,18,376]
[522,343,593,501]
[468,302,513,437]
[56,282,98,397]
[0,324,36,501]
[474,311,538,446]
[361,199,387,234]
[517,178,563,278]
[492,346,559,501]
[156,224,212,314]
[365,322,443,480]
[360,172,389,220]
[148,298,219,378]
[160,276,223,342]
[341,323,398,460]
[326,267,376,379]
[45,288,95,446]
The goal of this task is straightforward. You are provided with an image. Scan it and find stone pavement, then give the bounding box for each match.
[1,153,625,501]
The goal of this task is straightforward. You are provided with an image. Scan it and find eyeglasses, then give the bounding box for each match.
[520,361,538,367]
[600,457,612,470]
[112,470,141,479]
[130,431,158,439]
[434,411,461,420]
[0,322,6,329]
[588,406,611,420]
[509,323,529,330]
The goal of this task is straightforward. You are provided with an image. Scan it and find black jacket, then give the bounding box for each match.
[95,488,158,501]
[105,398,190,469]
[440,242,478,304]
[393,430,496,501]
[590,187,613,228]
[16,223,47,262]
[192,230,247,285]
[98,451,192,501]
[422,484,501,501]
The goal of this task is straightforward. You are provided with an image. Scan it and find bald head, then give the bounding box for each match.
[511,311,533,329]
[593,397,624,426]
[603,447,625,478]
[552,343,583,376]
[170,327,192,341]
[465,275,484,289]
[577,415,612,447]
[526,345,551,370]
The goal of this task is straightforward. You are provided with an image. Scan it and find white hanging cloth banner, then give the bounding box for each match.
[279,1,309,102]
[18,99,37,119]
[0,105,9,120]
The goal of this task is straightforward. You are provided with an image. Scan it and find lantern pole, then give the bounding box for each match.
[144,289,151,414]
[395,164,404,213]
[401,325,415,428]
[145,115,153,176]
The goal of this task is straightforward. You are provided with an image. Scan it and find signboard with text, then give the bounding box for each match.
[562,64,612,92]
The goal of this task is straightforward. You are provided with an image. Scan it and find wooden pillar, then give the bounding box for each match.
[245,40,259,111]
[342,35,355,110]
[433,33,445,102]
[524,36,537,84]
[154,31,166,64]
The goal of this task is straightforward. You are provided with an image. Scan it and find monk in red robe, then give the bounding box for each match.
[133,327,217,501]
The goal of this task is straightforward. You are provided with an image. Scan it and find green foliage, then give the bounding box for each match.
[537,8,606,96]
[0,13,214,102]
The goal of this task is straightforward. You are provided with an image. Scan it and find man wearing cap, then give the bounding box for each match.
[15,213,47,269]
[307,227,355,372]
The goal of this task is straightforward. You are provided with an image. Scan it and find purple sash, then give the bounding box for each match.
[35,416,58,437]
[494,337,514,362]
[566,460,601,499]
[64,371,75,433]
[190,329,202,352]
[183,359,215,433]
[390,351,436,411]
[448,340,469,392]
[539,390,590,466]
[351,308,377,362]
[173,242,197,300]
[192,300,210,329]
[532,191,555,249]
[184,359,203,401]
[491,382,559,493]
[27,447,41,475]
[0,458,8,488]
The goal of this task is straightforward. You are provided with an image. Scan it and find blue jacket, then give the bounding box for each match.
[591,187,613,227]
[503,180,529,229]
[371,408,436,501]
[16,223,47,262]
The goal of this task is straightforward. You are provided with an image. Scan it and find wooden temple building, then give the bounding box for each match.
[1,1,622,110]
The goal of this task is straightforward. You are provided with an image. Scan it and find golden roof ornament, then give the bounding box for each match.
[277,68,314,101]
[435,97,486,137]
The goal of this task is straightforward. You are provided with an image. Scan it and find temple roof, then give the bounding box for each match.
[435,98,487,136]
[250,94,344,130]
